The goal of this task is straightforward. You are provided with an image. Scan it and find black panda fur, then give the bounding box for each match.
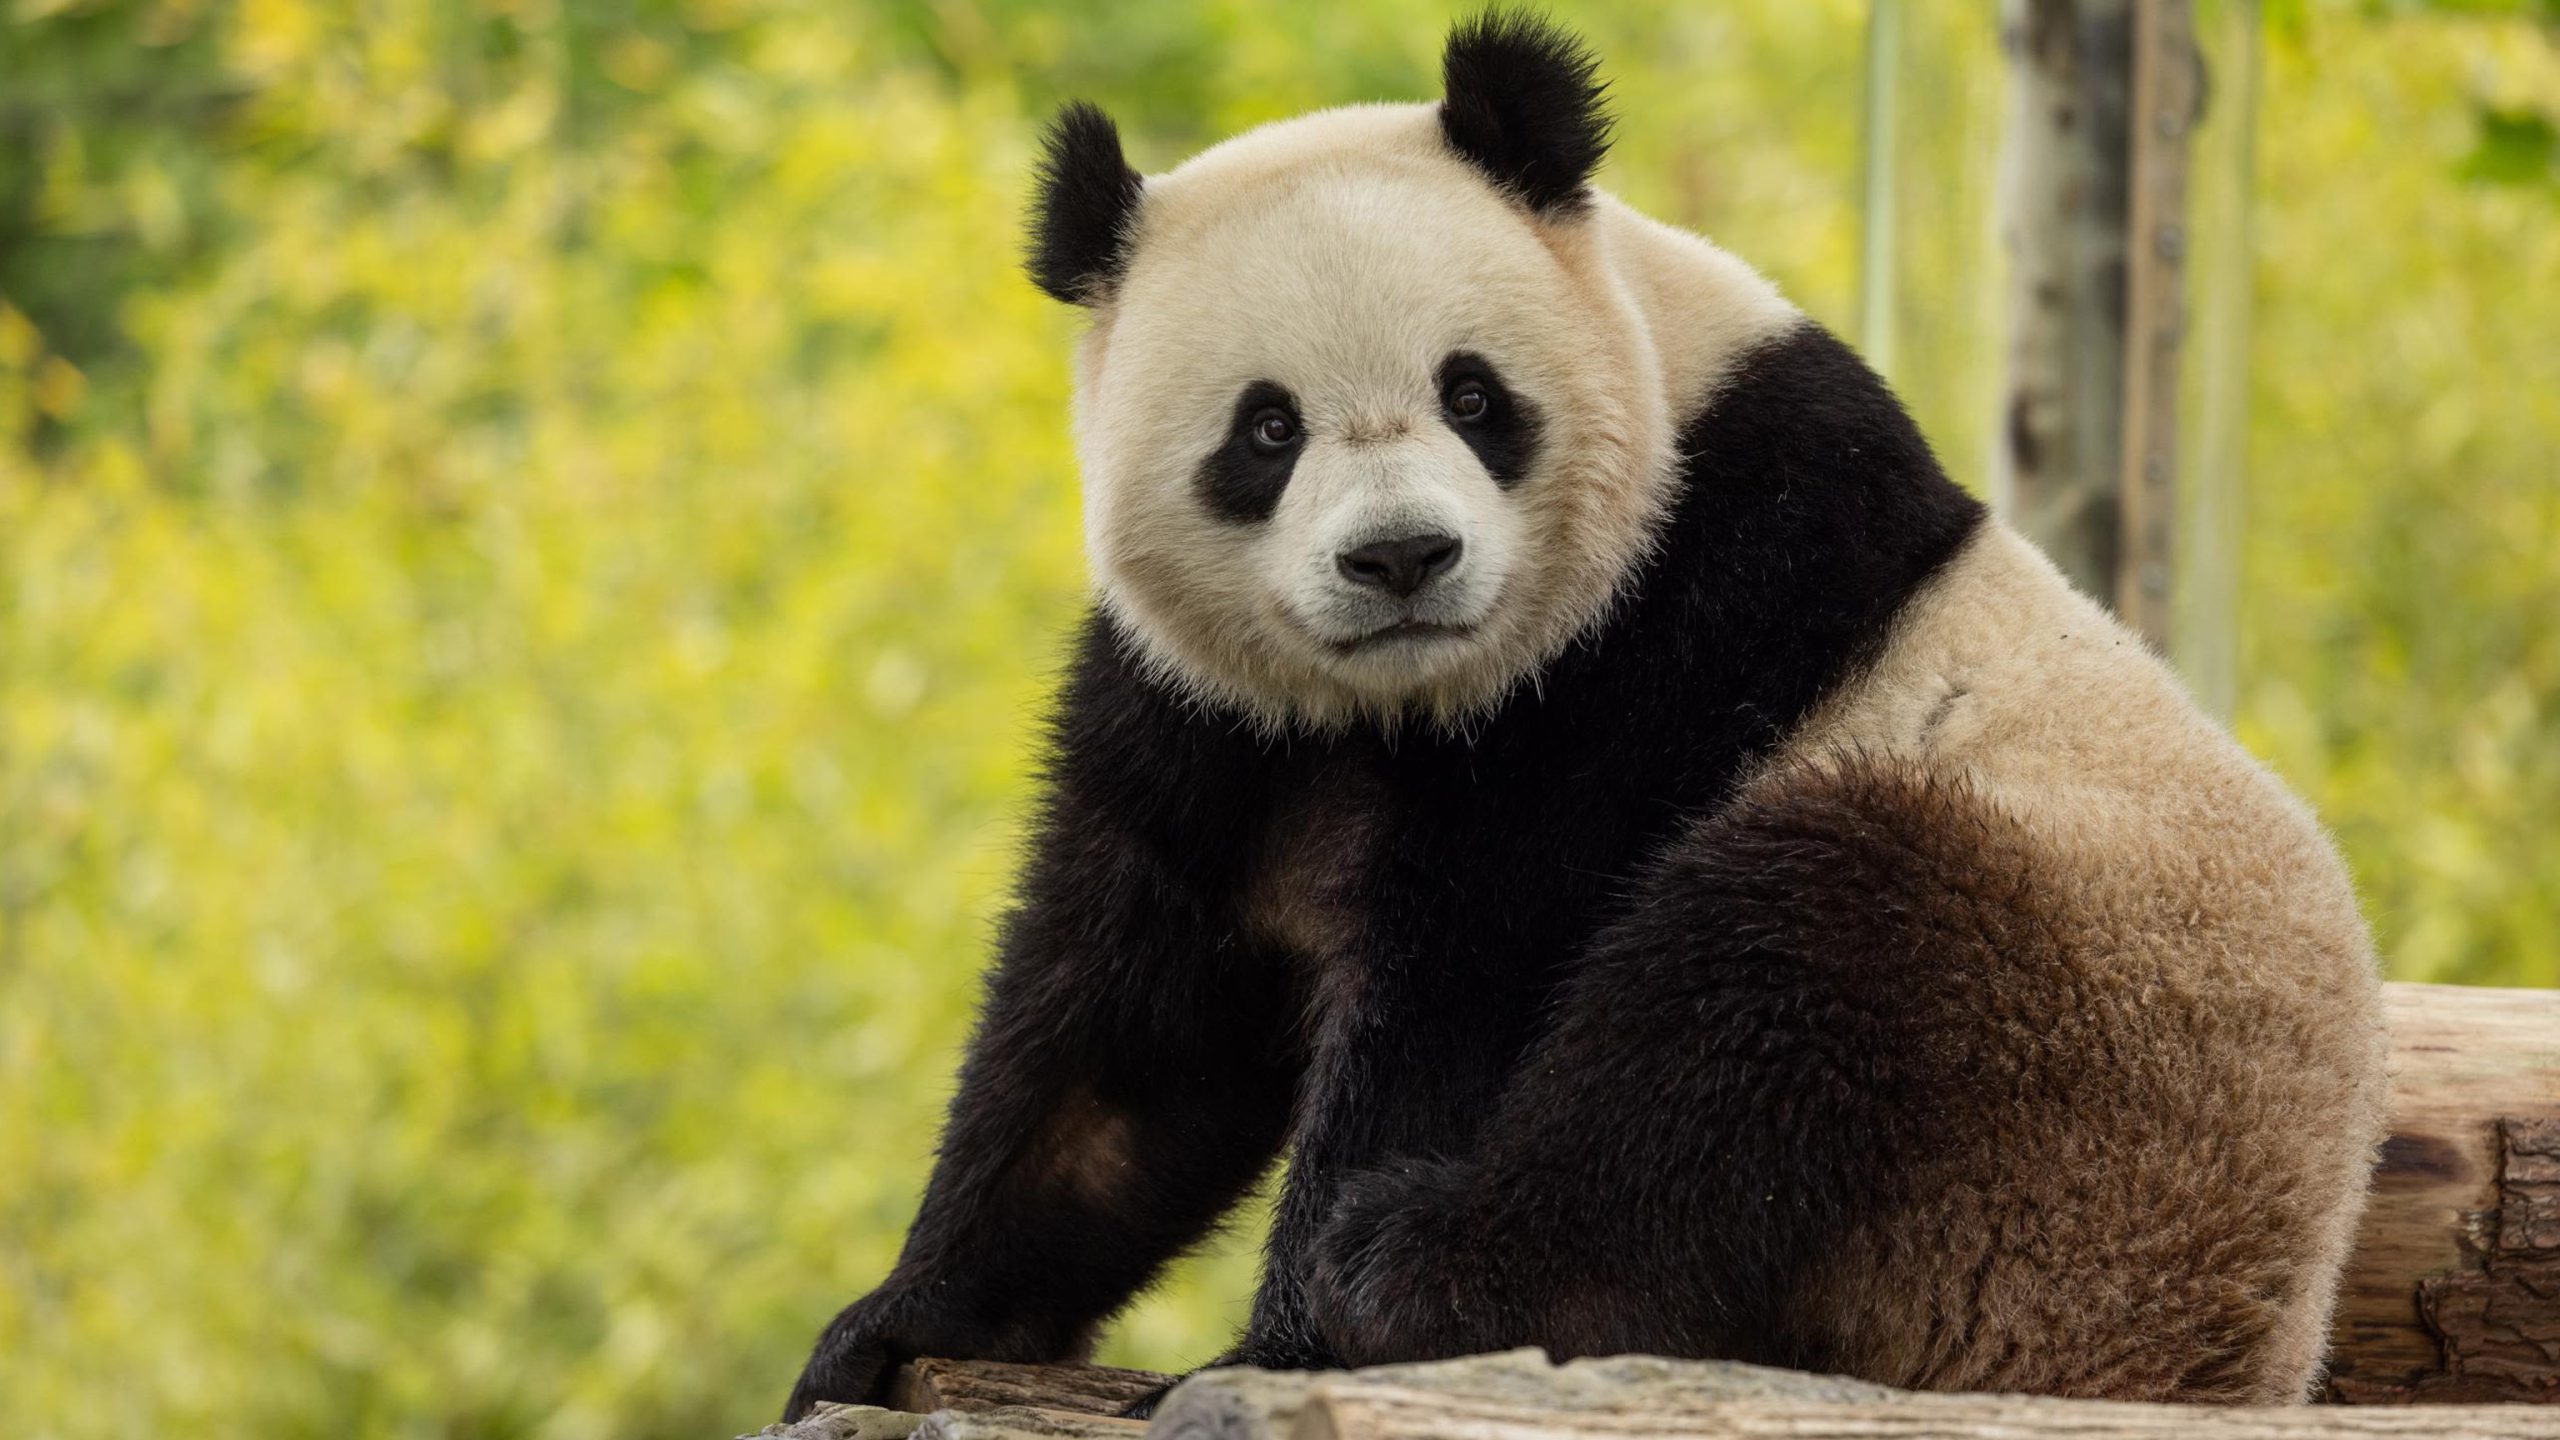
[1028,100,1145,306]
[1438,11,1613,215]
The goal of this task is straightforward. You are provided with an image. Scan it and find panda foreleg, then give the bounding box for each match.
[1303,763,1984,1373]
[784,798,1304,1419]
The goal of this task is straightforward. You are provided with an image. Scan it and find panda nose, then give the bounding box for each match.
[1336,533,1463,598]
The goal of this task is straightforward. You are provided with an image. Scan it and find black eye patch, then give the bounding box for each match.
[1436,351,1541,488]
[1196,380,1303,524]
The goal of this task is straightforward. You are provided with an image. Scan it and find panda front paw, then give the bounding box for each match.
[1307,1159,1507,1366]
[784,1290,917,1421]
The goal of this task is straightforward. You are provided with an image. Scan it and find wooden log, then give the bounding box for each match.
[913,1404,1145,1440]
[2330,983,2560,1403]
[1295,1376,2560,1440]
[1160,1351,2560,1440]
[815,1353,2560,1440]
[893,1358,1161,1440]
[1149,1351,1900,1440]
[736,1363,1165,1440]
[890,1357,1171,1417]
[739,1402,927,1440]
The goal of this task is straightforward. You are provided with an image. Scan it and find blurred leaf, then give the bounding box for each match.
[2459,100,2560,187]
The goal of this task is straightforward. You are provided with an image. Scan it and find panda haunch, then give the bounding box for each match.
[786,14,2386,1417]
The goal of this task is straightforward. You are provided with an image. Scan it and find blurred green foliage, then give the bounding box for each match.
[0,3,2553,1438]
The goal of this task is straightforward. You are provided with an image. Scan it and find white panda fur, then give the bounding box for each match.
[1076,102,1796,732]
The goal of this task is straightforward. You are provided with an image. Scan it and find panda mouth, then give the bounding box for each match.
[1330,619,1474,653]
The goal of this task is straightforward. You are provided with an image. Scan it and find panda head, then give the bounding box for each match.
[1032,15,1682,733]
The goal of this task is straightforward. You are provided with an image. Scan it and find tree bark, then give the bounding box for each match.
[1996,0,2136,601]
[890,1357,1170,1417]
[2112,0,2197,642]
[2329,984,2560,1403]
[916,1405,1147,1440]
[1149,1351,1900,1440]
[1290,1373,2559,1440]
[1156,1351,2560,1440]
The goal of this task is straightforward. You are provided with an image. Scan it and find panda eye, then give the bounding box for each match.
[1445,379,1490,422]
[1249,409,1299,453]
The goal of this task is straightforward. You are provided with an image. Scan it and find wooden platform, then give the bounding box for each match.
[757,1352,2560,1440]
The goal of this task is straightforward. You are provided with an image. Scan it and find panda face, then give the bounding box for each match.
[1070,106,1675,732]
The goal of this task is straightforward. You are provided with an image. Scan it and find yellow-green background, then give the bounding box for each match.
[2,2,2554,1437]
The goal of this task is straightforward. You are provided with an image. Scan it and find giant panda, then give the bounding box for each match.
[786,14,2387,1417]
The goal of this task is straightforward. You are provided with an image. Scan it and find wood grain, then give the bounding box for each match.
[727,1361,1164,1440]
[2330,983,2560,1402]
[1157,1350,2560,1440]
[1298,1379,2560,1440]
[889,1357,1170,1417]
[913,1404,1146,1440]
[1149,1351,1898,1440]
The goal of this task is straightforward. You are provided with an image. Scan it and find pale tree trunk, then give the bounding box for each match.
[1996,0,2134,598]
[2113,0,2196,642]
[1996,0,2196,650]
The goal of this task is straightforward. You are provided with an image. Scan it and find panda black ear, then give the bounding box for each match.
[1027,101,1146,306]
[1438,12,1613,217]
